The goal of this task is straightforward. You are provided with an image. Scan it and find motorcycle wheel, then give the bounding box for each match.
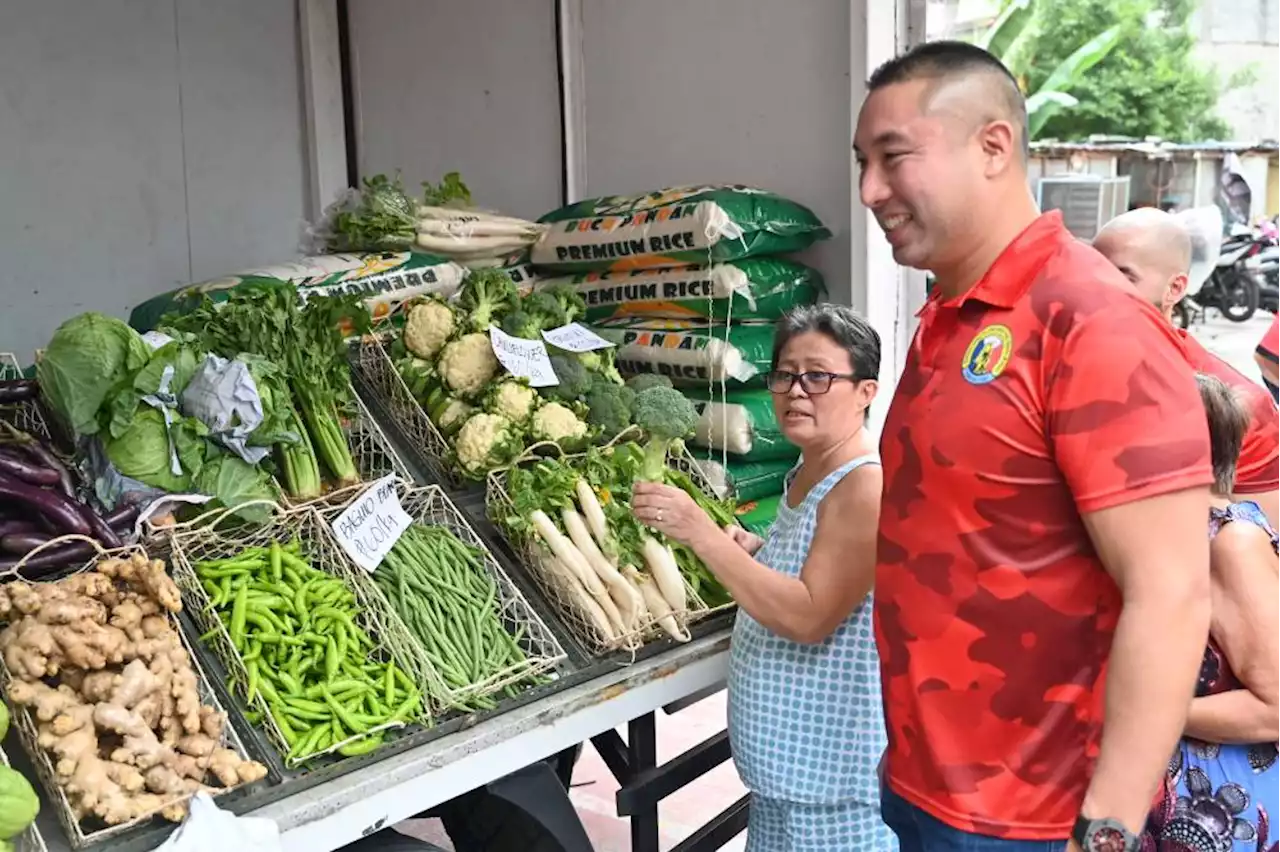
[1219,270,1260,322]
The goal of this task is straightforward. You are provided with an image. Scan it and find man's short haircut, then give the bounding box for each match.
[868,40,1029,162]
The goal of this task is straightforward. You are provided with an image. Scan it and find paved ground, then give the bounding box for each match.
[393,310,1275,852]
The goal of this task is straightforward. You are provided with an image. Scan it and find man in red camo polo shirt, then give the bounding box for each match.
[1256,316,1278,403]
[1093,207,1279,527]
[855,42,1213,852]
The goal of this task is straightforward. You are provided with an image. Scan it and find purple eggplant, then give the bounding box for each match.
[104,502,142,527]
[80,504,121,549]
[0,471,91,537]
[0,447,61,486]
[1,531,52,554]
[0,519,39,537]
[0,540,95,580]
[15,439,75,499]
[0,380,38,404]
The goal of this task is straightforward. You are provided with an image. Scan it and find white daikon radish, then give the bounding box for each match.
[415,232,533,255]
[535,547,617,641]
[574,479,614,559]
[417,217,542,240]
[626,566,690,643]
[640,535,687,613]
[417,205,544,229]
[563,508,644,631]
[530,509,626,634]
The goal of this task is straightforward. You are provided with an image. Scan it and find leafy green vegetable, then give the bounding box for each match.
[457,269,519,333]
[421,171,473,208]
[101,336,202,439]
[327,174,418,252]
[193,453,278,522]
[37,312,151,436]
[101,408,204,493]
[162,281,370,495]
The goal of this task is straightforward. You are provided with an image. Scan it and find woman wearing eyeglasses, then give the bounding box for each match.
[632,304,894,851]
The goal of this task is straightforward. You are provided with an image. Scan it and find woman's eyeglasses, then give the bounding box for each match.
[765,370,864,395]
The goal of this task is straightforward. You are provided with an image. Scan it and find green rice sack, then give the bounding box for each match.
[684,388,797,462]
[540,257,823,323]
[129,251,467,333]
[735,493,783,538]
[694,457,796,502]
[532,185,830,273]
[592,319,774,386]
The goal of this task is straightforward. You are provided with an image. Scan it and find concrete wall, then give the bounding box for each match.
[0,0,310,361]
[576,0,854,304]
[346,0,565,222]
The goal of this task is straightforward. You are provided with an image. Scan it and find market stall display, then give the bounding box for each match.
[334,482,566,711]
[0,740,45,852]
[355,270,632,484]
[485,437,733,654]
[168,504,440,770]
[0,544,267,847]
[685,388,798,463]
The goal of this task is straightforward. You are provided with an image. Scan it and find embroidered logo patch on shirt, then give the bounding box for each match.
[961,324,1013,385]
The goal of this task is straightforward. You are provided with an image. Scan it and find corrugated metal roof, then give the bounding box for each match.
[1030,137,1279,158]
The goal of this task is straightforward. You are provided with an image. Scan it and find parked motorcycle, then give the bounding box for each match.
[1175,225,1264,327]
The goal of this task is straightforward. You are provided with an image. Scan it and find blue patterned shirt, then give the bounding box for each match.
[727,454,887,804]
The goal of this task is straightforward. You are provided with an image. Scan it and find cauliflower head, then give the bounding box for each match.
[453,412,523,477]
[486,379,538,425]
[438,332,499,399]
[404,297,456,359]
[427,388,475,436]
[530,401,590,450]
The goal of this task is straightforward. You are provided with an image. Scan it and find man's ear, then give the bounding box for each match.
[978,120,1018,177]
[1166,273,1190,310]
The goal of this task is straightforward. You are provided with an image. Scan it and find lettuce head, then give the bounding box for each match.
[37,312,151,436]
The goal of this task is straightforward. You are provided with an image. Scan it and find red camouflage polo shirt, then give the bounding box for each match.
[874,212,1213,839]
[1179,330,1278,494]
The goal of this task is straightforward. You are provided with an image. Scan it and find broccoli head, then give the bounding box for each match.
[576,347,625,386]
[540,354,593,403]
[632,385,698,481]
[501,309,542,340]
[585,381,636,439]
[458,268,520,332]
[539,282,587,325]
[625,372,674,393]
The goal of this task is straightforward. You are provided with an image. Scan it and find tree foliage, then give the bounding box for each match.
[987,0,1246,141]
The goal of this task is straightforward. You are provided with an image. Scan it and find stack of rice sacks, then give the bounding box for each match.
[528,185,831,536]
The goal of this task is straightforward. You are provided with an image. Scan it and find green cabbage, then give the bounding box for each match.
[193,453,278,522]
[37,312,151,436]
[101,408,204,493]
[0,765,39,840]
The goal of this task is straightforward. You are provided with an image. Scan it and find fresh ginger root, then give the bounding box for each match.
[1,553,268,827]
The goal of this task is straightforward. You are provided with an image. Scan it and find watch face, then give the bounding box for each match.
[1087,825,1130,852]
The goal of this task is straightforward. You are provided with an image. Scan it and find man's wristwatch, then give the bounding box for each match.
[1072,815,1140,852]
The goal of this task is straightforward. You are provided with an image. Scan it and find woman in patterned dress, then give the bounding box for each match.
[1142,373,1279,852]
[633,305,895,851]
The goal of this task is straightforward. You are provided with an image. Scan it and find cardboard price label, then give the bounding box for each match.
[542,322,615,352]
[488,326,559,387]
[330,475,413,572]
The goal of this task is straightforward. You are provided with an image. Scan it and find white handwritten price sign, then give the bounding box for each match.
[542,322,615,353]
[330,475,413,573]
[488,326,559,387]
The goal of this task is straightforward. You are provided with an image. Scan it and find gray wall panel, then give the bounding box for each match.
[0,0,189,357]
[176,0,309,281]
[348,0,564,221]
[579,0,852,302]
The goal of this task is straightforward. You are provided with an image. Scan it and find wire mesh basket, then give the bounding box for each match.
[280,385,415,509]
[0,744,49,852]
[484,442,732,656]
[351,333,462,488]
[167,502,450,768]
[316,482,566,711]
[0,542,268,849]
[0,353,53,442]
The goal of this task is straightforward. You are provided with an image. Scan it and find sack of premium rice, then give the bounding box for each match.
[694,457,796,502]
[532,185,830,273]
[591,319,774,386]
[684,388,796,462]
[540,257,823,323]
[129,251,467,333]
[736,493,782,537]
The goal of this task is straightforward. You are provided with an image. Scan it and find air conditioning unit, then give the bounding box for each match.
[1036,176,1132,240]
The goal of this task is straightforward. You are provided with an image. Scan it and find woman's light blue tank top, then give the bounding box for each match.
[727,454,886,805]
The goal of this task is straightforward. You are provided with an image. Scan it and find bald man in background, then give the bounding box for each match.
[1094,208,1279,527]
[858,40,1211,852]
